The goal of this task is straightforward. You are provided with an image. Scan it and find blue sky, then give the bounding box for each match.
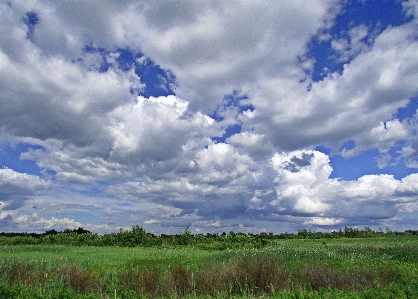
[1,0,418,234]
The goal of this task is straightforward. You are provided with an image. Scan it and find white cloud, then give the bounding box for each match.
[3,0,416,165]
[1,211,112,234]
[267,151,418,225]
[304,217,343,226]
[194,143,255,184]
[396,173,418,196]
[109,95,197,163]
[143,219,161,225]
[270,151,335,215]
[123,0,340,111]
[0,44,137,154]
[0,168,50,210]
[331,25,370,62]
[4,0,417,157]
[0,168,49,195]
[227,132,273,159]
[20,140,129,183]
[1,1,418,233]
[263,22,418,153]
[101,148,418,231]
[403,0,418,23]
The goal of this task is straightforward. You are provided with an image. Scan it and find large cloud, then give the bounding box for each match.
[248,23,418,153]
[104,150,418,231]
[268,150,418,227]
[128,0,340,111]
[108,95,211,164]
[1,1,418,233]
[0,167,50,230]
[0,168,50,207]
[116,0,418,158]
[2,0,417,169]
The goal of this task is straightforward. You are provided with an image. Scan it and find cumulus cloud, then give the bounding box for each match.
[0,168,50,210]
[108,95,209,164]
[0,32,137,160]
[103,149,418,231]
[1,1,418,233]
[267,151,418,226]
[128,0,340,111]
[259,23,418,152]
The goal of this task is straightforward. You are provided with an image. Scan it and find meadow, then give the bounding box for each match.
[0,229,417,298]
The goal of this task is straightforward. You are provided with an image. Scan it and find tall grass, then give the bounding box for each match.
[0,254,415,298]
[0,237,417,298]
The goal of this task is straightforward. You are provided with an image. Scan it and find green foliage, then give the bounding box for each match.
[0,283,100,299]
[0,237,417,298]
[1,226,417,248]
[107,225,151,247]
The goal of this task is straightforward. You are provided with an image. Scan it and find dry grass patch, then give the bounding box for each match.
[58,265,100,294]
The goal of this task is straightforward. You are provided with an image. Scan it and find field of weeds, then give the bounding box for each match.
[0,237,417,298]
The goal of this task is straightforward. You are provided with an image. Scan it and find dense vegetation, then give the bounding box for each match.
[1,225,417,248]
[0,227,417,298]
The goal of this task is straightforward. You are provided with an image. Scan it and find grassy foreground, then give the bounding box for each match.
[0,237,417,298]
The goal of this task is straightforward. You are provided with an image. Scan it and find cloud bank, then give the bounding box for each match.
[0,0,417,233]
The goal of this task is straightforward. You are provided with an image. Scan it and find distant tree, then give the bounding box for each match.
[44,229,58,235]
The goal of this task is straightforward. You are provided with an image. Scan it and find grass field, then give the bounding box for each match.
[0,237,417,298]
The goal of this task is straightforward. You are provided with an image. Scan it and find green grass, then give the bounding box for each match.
[0,245,222,273]
[0,237,417,298]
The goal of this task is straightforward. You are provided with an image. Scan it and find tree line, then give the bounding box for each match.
[0,225,417,248]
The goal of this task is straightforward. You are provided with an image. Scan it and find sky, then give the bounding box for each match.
[1,0,418,235]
